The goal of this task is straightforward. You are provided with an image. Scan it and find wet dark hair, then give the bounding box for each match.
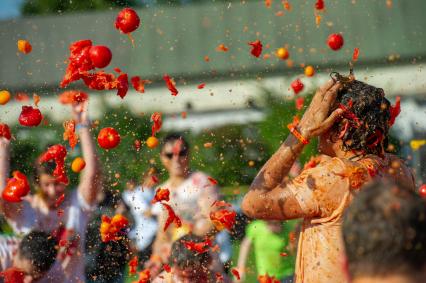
[331,72,392,156]
[161,133,189,152]
[18,231,58,275]
[33,160,56,184]
[343,180,426,279]
[169,234,211,270]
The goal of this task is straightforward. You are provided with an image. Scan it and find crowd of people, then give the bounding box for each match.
[0,75,425,283]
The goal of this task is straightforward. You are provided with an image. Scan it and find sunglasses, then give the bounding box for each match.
[163,149,188,159]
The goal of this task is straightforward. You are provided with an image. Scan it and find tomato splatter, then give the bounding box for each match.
[39,144,68,185]
[419,185,426,198]
[151,112,162,137]
[55,193,65,208]
[131,76,151,93]
[210,209,236,231]
[162,203,182,232]
[258,274,281,283]
[216,44,229,52]
[151,188,170,204]
[352,47,360,62]
[315,0,325,10]
[207,176,218,185]
[0,123,11,140]
[58,90,88,105]
[231,268,240,280]
[163,264,171,273]
[182,237,212,254]
[0,267,25,283]
[100,214,129,242]
[291,79,304,95]
[248,40,263,58]
[197,83,206,89]
[128,256,138,275]
[63,120,78,150]
[134,269,150,283]
[295,97,304,110]
[1,171,30,203]
[389,96,401,127]
[163,74,178,96]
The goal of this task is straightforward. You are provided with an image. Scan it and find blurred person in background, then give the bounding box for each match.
[235,220,298,283]
[146,133,232,276]
[152,234,231,283]
[0,230,57,283]
[242,77,416,283]
[122,167,159,268]
[0,101,101,283]
[85,190,131,283]
[342,180,426,283]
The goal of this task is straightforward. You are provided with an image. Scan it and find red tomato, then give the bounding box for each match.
[327,33,344,51]
[419,185,426,198]
[18,106,42,127]
[2,171,30,203]
[115,8,140,34]
[0,267,25,283]
[0,123,11,140]
[89,45,112,69]
[97,127,121,149]
[291,79,304,94]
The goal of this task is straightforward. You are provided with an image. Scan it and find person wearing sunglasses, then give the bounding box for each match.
[147,133,232,277]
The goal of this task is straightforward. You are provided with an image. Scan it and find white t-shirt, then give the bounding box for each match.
[0,235,19,271]
[152,172,232,263]
[122,186,158,251]
[6,190,94,283]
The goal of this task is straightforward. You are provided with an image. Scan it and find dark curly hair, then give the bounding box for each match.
[331,72,392,156]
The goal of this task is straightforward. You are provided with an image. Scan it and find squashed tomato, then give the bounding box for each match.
[248,40,263,58]
[89,45,112,69]
[2,171,30,203]
[0,267,25,283]
[151,188,170,204]
[18,106,42,127]
[0,123,11,140]
[97,127,121,149]
[115,8,140,34]
[291,79,304,95]
[58,90,88,105]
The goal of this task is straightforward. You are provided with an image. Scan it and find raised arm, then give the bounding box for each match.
[0,137,25,219]
[242,80,343,220]
[72,101,101,206]
[235,236,252,282]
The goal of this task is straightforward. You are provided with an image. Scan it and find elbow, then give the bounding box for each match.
[241,190,260,219]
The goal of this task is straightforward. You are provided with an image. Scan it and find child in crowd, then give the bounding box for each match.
[0,230,58,283]
[236,220,298,282]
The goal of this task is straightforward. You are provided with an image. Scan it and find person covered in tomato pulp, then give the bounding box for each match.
[147,133,232,277]
[0,101,101,282]
[242,74,416,283]
[0,230,57,283]
[342,180,426,283]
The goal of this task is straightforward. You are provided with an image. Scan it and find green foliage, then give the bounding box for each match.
[21,0,138,16]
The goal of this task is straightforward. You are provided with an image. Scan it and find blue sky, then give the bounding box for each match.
[0,0,25,20]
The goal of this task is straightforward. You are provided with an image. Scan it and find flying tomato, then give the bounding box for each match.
[327,33,344,51]
[18,106,42,127]
[89,45,112,68]
[97,127,121,149]
[1,171,30,203]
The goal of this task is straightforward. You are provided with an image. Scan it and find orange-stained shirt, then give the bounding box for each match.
[288,154,415,283]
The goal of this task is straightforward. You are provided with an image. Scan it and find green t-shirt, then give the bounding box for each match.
[246,220,297,279]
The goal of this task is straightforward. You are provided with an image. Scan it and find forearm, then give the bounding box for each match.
[0,141,10,190]
[78,125,101,204]
[237,237,251,271]
[250,129,307,192]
